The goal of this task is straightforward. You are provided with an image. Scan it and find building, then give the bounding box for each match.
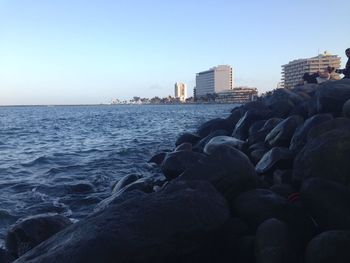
[174,82,187,102]
[216,87,258,103]
[195,65,233,99]
[282,51,341,89]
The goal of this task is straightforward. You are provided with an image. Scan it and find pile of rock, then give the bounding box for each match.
[5,79,350,262]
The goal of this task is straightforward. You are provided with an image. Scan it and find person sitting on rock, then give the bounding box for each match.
[301,66,336,84]
[335,48,350,79]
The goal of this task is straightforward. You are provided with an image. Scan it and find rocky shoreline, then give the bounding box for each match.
[2,79,350,262]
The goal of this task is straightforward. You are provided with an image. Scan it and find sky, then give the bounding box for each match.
[0,0,349,105]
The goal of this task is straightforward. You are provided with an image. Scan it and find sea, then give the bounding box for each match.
[0,104,235,245]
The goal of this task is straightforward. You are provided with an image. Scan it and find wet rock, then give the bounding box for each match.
[15,180,230,263]
[315,78,350,116]
[265,115,304,147]
[255,218,301,263]
[232,110,271,140]
[204,136,246,154]
[289,114,333,151]
[0,248,15,263]
[234,189,289,230]
[6,213,71,258]
[300,178,350,230]
[294,129,350,186]
[112,174,142,193]
[180,145,258,204]
[307,117,350,140]
[343,98,350,118]
[256,147,295,174]
[305,230,350,263]
[196,118,233,138]
[193,129,229,152]
[175,142,192,151]
[148,152,167,165]
[161,150,205,180]
[248,118,283,145]
[175,132,201,147]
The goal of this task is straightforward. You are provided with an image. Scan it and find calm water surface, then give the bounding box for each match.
[0,104,235,245]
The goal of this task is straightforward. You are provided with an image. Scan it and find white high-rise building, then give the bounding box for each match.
[195,65,233,99]
[174,82,187,102]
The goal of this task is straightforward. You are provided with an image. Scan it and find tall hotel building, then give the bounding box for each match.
[282,51,341,89]
[195,65,233,99]
[174,82,187,102]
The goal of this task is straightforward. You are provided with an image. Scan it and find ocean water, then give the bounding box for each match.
[0,104,235,245]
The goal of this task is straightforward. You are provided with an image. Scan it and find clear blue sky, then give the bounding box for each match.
[0,0,349,105]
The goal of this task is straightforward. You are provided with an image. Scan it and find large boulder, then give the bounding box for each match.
[255,218,301,263]
[264,89,302,118]
[196,118,233,138]
[161,150,205,180]
[265,115,304,148]
[233,189,289,230]
[14,181,230,263]
[255,147,295,174]
[293,129,350,186]
[175,132,201,147]
[6,214,71,258]
[289,114,333,152]
[300,178,350,230]
[248,118,283,145]
[307,117,350,140]
[342,98,350,118]
[232,110,271,141]
[180,145,258,204]
[204,136,246,154]
[193,129,229,153]
[315,78,350,116]
[305,231,350,263]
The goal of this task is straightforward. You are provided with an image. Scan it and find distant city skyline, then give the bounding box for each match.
[0,0,349,105]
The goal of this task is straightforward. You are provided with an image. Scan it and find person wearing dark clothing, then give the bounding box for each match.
[302,66,335,84]
[335,48,350,79]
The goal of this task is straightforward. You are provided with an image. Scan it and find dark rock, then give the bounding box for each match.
[175,132,201,147]
[289,114,333,151]
[175,142,192,151]
[255,147,295,174]
[235,236,256,263]
[66,183,94,194]
[117,178,154,194]
[265,115,304,147]
[300,178,350,230]
[315,78,350,116]
[161,150,204,180]
[204,135,246,154]
[248,120,267,136]
[234,189,289,230]
[250,149,269,165]
[196,118,233,138]
[180,145,258,204]
[6,213,71,258]
[305,230,350,263]
[193,129,229,152]
[148,152,167,165]
[248,118,283,145]
[0,248,15,263]
[270,184,296,198]
[242,100,269,112]
[273,170,293,185]
[307,117,350,140]
[292,83,318,96]
[14,180,230,263]
[248,142,269,153]
[289,100,309,119]
[294,129,350,186]
[264,89,301,118]
[343,99,350,118]
[255,218,301,263]
[232,110,271,140]
[112,173,142,193]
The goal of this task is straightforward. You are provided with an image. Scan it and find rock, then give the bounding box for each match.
[6,213,71,258]
[180,145,258,204]
[232,110,271,140]
[264,89,301,118]
[315,78,350,116]
[204,136,246,154]
[293,129,350,186]
[305,231,350,263]
[307,117,350,140]
[193,129,229,152]
[248,120,267,136]
[343,99,350,118]
[241,100,269,112]
[196,118,233,138]
[255,218,301,263]
[235,236,256,263]
[255,147,295,174]
[148,152,167,165]
[250,149,269,165]
[14,181,230,263]
[289,114,333,152]
[289,101,310,120]
[175,132,201,147]
[248,118,283,145]
[292,83,318,96]
[300,178,350,230]
[273,170,293,185]
[265,115,304,147]
[248,142,269,153]
[66,183,94,194]
[270,184,296,198]
[0,248,15,263]
[161,150,204,180]
[234,189,289,230]
[175,142,192,151]
[112,174,142,193]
